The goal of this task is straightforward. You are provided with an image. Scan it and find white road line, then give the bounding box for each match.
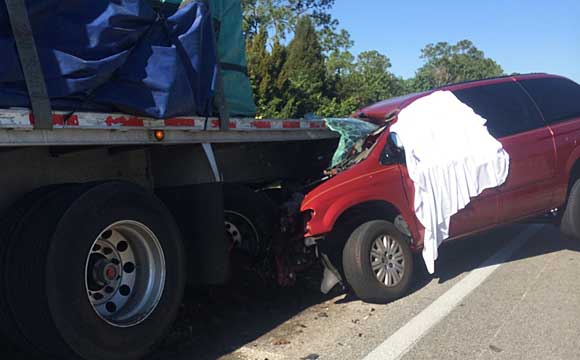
[363,225,544,360]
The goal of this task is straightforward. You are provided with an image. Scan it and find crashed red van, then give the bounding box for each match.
[301,73,580,303]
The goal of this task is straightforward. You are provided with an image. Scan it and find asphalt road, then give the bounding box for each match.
[1,224,579,360]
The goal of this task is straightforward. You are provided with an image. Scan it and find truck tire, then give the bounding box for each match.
[224,185,278,260]
[4,181,185,360]
[342,220,414,304]
[561,179,580,239]
[0,185,69,353]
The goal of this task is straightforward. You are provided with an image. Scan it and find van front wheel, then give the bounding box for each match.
[342,220,413,304]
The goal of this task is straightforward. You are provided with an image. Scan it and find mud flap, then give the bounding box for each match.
[157,183,228,285]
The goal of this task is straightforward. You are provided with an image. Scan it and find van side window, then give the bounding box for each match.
[518,77,580,124]
[452,82,544,138]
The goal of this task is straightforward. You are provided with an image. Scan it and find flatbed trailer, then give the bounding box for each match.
[0,108,338,360]
[0,1,338,358]
[0,108,332,145]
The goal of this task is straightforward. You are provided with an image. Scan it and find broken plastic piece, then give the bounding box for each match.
[320,253,343,294]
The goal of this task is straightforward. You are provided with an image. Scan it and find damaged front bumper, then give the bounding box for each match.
[304,235,345,294]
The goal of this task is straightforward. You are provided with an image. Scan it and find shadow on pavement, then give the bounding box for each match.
[1,224,576,360]
[413,223,579,294]
[148,262,335,360]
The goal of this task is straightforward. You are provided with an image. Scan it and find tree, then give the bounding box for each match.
[245,27,271,115]
[349,51,401,105]
[318,27,353,54]
[413,40,504,91]
[324,49,355,106]
[316,96,360,117]
[327,51,402,111]
[319,50,405,117]
[261,40,289,117]
[278,16,326,118]
[242,0,351,54]
[243,0,334,36]
[326,50,355,78]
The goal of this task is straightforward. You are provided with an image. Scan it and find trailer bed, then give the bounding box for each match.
[0,108,335,146]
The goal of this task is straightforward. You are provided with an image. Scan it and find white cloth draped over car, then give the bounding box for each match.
[389,90,510,274]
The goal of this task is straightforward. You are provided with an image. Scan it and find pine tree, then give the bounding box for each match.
[245,27,271,116]
[279,16,326,118]
[261,39,288,117]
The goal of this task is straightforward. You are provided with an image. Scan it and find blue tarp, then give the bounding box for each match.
[0,0,218,118]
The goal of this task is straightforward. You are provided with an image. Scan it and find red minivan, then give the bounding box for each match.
[301,73,580,303]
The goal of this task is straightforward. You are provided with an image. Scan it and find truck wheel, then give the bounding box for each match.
[224,185,278,259]
[0,185,69,352]
[342,220,414,304]
[4,181,185,360]
[561,179,580,239]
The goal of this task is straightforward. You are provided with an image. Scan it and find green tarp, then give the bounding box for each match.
[156,0,257,117]
[209,0,256,116]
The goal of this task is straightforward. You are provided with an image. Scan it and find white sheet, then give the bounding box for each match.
[389,91,510,274]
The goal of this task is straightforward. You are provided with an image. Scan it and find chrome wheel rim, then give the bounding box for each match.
[85,220,165,328]
[370,234,405,287]
[224,210,260,255]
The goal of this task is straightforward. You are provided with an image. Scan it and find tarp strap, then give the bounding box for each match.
[4,0,53,130]
[208,11,229,130]
[220,62,248,75]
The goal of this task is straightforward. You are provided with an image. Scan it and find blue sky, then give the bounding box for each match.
[331,0,580,82]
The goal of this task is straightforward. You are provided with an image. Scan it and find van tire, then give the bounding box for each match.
[343,220,413,304]
[561,179,580,239]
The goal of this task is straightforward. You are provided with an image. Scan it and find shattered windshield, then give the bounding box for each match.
[325,118,386,174]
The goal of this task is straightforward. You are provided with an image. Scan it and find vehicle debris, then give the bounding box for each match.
[273,338,291,346]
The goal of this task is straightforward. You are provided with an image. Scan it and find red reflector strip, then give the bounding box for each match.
[29,113,80,126]
[250,120,271,129]
[105,116,144,127]
[283,120,300,128]
[309,121,326,128]
[164,118,195,127]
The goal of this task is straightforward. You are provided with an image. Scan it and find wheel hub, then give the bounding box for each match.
[85,221,165,328]
[225,220,242,247]
[370,234,405,287]
[224,210,261,257]
[104,264,118,282]
[90,258,119,285]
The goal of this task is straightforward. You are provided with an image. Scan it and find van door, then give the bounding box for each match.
[517,76,580,208]
[453,80,556,224]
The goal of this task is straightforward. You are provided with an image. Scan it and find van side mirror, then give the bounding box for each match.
[388,132,403,150]
[381,132,405,165]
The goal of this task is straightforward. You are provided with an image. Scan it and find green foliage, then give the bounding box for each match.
[246,27,270,113]
[246,27,289,118]
[413,40,504,91]
[322,50,403,116]
[278,16,326,118]
[346,51,401,106]
[317,96,360,118]
[242,0,351,55]
[242,4,507,119]
[261,40,289,117]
